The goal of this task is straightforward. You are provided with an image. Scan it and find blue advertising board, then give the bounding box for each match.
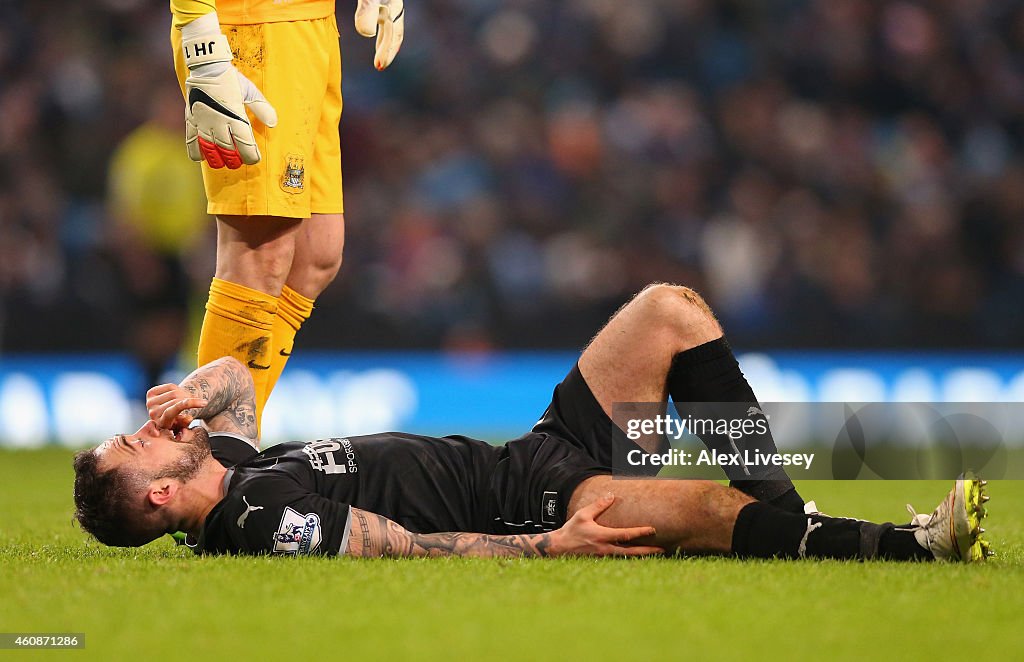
[2,351,1024,447]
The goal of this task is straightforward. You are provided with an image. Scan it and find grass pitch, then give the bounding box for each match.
[1,449,1022,660]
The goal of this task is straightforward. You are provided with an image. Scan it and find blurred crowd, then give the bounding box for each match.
[2,0,1024,359]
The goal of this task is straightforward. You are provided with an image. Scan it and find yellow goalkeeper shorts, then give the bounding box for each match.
[172,14,344,219]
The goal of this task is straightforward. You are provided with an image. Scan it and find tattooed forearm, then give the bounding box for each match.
[401,528,555,558]
[178,357,258,438]
[346,508,557,559]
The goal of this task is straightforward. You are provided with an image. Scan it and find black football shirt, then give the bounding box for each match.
[195,432,503,556]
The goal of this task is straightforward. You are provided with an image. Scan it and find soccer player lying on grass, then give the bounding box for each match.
[73,284,992,561]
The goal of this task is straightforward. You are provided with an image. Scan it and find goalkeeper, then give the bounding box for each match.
[170,0,404,440]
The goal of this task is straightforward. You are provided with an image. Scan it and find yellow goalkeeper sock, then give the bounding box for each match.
[198,277,278,435]
[263,285,315,409]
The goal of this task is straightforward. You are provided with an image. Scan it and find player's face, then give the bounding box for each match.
[95,421,210,476]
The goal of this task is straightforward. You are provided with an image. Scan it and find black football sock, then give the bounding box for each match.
[668,338,803,511]
[769,488,806,514]
[878,527,933,561]
[730,502,932,561]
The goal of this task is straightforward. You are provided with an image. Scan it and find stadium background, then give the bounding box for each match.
[2,4,1023,659]
[2,0,1024,446]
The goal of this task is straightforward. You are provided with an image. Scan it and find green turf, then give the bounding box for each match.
[1,449,1021,660]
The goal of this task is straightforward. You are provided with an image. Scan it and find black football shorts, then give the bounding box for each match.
[487,364,658,534]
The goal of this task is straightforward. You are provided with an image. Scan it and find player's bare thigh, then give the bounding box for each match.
[578,283,724,418]
[568,474,752,554]
[285,213,345,299]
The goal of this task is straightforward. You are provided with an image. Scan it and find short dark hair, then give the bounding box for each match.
[72,449,165,547]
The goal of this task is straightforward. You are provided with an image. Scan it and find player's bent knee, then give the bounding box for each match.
[633,283,721,342]
[637,283,710,315]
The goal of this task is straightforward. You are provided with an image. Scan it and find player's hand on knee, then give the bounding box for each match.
[355,0,405,70]
[551,494,664,557]
[145,384,208,433]
[181,12,278,169]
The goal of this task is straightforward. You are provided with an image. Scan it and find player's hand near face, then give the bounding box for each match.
[181,12,278,169]
[145,384,208,434]
[355,0,405,70]
[143,357,258,441]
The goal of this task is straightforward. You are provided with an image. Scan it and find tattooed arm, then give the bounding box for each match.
[347,508,556,558]
[145,357,258,440]
[345,496,664,559]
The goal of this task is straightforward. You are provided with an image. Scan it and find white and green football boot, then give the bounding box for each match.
[906,473,992,562]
